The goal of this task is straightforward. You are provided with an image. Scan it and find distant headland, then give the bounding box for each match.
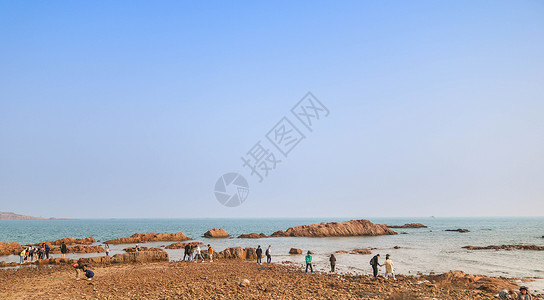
[0,212,70,220]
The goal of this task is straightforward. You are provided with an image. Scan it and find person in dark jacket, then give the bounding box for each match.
[60,242,67,258]
[265,245,272,264]
[44,243,51,259]
[369,254,381,277]
[184,244,191,261]
[329,254,336,272]
[256,245,263,265]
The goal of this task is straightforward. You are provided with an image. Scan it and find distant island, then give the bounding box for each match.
[0,211,69,220]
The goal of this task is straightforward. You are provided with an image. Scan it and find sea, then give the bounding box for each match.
[1,217,543,293]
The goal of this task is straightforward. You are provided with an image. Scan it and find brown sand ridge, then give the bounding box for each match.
[0,260,523,299]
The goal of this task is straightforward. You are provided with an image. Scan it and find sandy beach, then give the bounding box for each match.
[0,259,535,300]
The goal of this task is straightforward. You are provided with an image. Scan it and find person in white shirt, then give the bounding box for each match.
[384,254,396,280]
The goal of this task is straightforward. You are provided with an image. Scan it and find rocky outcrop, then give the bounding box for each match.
[423,270,518,293]
[78,250,169,265]
[463,245,544,251]
[165,242,203,249]
[105,232,191,244]
[214,247,258,260]
[446,229,470,233]
[39,237,95,246]
[204,228,230,238]
[238,233,268,239]
[271,219,397,237]
[0,242,24,256]
[387,223,428,228]
[50,245,104,254]
[123,247,164,253]
[335,248,372,255]
[351,248,372,255]
[289,248,302,254]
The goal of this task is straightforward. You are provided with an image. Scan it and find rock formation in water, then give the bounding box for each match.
[204,228,230,238]
[387,223,428,228]
[271,219,397,237]
[238,233,268,239]
[463,245,544,251]
[105,232,191,244]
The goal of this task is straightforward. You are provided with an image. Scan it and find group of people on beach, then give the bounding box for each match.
[183,244,214,262]
[255,245,272,265]
[18,243,51,263]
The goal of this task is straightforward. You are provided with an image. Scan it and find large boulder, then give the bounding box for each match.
[446,229,470,233]
[0,242,24,256]
[271,219,397,237]
[216,247,258,260]
[105,232,191,244]
[289,248,302,254]
[204,228,230,238]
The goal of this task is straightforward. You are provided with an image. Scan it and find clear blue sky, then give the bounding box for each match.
[1,1,543,218]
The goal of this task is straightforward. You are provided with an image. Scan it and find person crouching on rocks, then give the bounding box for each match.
[83,265,94,281]
[305,251,313,273]
[384,254,396,280]
[73,263,87,280]
[369,254,381,278]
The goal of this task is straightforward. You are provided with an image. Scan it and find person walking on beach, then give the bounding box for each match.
[384,254,396,280]
[265,245,272,264]
[329,254,336,272]
[61,242,67,258]
[193,245,204,262]
[517,286,532,300]
[104,243,110,257]
[305,251,313,273]
[256,245,263,265]
[207,244,214,262]
[369,254,381,278]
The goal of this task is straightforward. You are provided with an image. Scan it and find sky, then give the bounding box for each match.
[0,1,543,218]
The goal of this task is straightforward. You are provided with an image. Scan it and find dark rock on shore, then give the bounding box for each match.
[445,229,470,233]
[289,248,302,254]
[271,219,397,237]
[463,245,544,251]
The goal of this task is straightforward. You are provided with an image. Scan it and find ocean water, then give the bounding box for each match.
[1,217,543,293]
